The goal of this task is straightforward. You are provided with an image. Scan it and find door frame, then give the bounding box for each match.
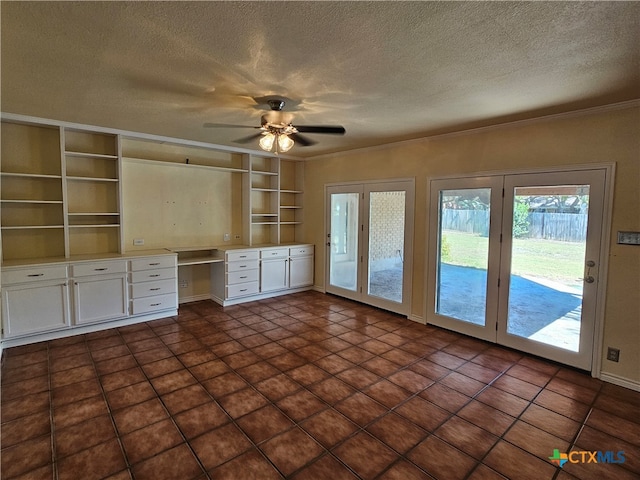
[324,178,415,316]
[425,163,615,376]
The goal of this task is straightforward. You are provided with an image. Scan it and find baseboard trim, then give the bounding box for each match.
[0,309,178,350]
[599,372,640,392]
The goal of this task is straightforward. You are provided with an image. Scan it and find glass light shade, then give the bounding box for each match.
[278,134,294,152]
[259,133,275,151]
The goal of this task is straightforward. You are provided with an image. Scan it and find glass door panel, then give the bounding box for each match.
[506,185,589,352]
[436,188,491,326]
[326,180,415,315]
[427,177,503,341]
[327,187,362,300]
[367,191,406,304]
[498,171,605,370]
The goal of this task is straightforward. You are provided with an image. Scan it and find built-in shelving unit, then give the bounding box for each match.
[64,128,123,256]
[1,114,306,263]
[242,155,305,246]
[1,122,66,259]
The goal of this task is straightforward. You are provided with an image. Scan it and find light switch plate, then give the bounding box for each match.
[617,231,640,245]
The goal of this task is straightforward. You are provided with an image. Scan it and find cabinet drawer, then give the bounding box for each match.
[226,250,259,262]
[227,281,259,299]
[130,278,177,299]
[130,256,176,271]
[2,265,68,285]
[131,293,177,315]
[227,269,259,285]
[72,260,127,277]
[289,245,314,257]
[130,267,176,283]
[260,248,289,259]
[226,260,259,273]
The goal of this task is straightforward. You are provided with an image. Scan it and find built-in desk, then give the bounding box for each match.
[171,247,224,266]
[170,245,314,306]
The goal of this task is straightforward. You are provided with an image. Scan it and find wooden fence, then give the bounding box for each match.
[442,209,587,242]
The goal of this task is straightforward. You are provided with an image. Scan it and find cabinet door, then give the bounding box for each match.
[2,281,70,337]
[260,259,288,292]
[289,255,314,288]
[73,275,128,325]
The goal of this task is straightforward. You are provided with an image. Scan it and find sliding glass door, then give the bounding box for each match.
[428,169,607,370]
[326,180,414,315]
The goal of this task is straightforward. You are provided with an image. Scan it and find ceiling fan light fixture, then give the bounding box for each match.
[277,134,294,152]
[259,132,275,151]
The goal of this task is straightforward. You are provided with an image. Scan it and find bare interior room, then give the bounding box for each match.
[1,2,639,480]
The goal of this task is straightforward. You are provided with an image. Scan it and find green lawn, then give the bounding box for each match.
[441,231,585,287]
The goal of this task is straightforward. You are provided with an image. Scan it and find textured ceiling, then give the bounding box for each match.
[2,1,639,158]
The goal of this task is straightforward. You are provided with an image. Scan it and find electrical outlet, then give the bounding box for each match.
[133,238,144,246]
[179,280,188,288]
[234,234,241,239]
[606,347,620,362]
[223,233,230,242]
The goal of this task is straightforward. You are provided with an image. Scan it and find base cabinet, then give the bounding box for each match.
[211,244,314,306]
[2,280,71,337]
[1,252,177,344]
[72,260,128,325]
[73,275,128,325]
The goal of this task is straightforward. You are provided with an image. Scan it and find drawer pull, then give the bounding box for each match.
[239,276,247,279]
[149,262,160,266]
[150,288,161,291]
[149,274,160,277]
[239,289,248,292]
[238,265,247,268]
[150,303,162,306]
[271,252,278,256]
[94,268,108,271]
[239,255,247,258]
[27,273,44,277]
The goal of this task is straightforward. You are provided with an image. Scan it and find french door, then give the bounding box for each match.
[427,168,609,370]
[326,180,415,316]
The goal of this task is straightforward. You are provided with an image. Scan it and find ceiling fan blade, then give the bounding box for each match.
[295,125,345,135]
[289,133,317,147]
[203,122,260,129]
[232,133,263,144]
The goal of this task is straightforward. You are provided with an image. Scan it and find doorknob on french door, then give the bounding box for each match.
[584,276,595,284]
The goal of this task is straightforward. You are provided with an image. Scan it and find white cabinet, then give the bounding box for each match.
[1,265,71,338]
[289,245,314,288]
[225,249,259,299]
[1,252,178,345]
[128,254,178,315]
[260,248,289,293]
[72,260,128,325]
[210,244,314,306]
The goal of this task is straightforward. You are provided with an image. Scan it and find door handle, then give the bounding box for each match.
[584,276,595,284]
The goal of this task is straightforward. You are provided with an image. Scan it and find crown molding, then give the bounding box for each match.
[307,99,640,162]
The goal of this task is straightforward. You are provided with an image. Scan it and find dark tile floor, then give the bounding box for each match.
[1,291,639,480]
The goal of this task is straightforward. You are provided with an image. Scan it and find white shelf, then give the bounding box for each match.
[123,156,248,174]
[251,187,278,192]
[1,199,63,204]
[252,213,278,217]
[66,176,119,182]
[251,170,278,176]
[280,189,303,194]
[280,205,302,209]
[280,222,302,225]
[2,225,64,230]
[252,221,278,225]
[68,212,119,216]
[65,151,118,159]
[1,172,62,179]
[68,224,120,229]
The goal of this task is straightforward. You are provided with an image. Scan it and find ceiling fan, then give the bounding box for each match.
[204,98,345,153]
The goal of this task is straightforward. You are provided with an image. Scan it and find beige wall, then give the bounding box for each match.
[303,104,640,384]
